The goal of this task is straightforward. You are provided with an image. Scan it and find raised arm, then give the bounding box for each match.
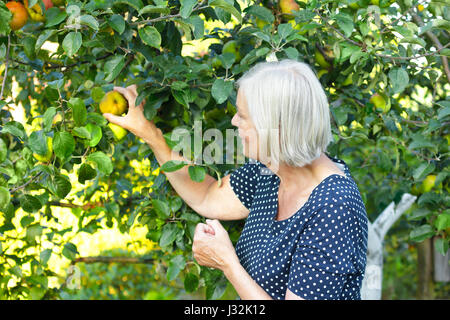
[144,128,250,221]
[102,85,249,221]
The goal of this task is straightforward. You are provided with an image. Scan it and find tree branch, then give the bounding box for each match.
[411,12,450,83]
[9,171,43,194]
[131,3,210,26]
[71,256,155,264]
[314,8,450,64]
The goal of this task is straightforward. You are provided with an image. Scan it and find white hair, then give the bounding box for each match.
[235,59,333,168]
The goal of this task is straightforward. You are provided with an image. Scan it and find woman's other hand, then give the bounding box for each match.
[192,219,239,272]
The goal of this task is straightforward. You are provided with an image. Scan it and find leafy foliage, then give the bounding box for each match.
[0,0,449,299]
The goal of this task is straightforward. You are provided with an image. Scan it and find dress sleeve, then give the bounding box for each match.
[229,159,262,210]
[287,202,362,300]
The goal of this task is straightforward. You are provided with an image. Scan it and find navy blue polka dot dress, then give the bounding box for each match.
[229,154,368,300]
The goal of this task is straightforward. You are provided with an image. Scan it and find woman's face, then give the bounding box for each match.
[231,89,259,159]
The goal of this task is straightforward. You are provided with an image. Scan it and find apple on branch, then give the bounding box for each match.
[100,91,129,142]
[6,1,28,31]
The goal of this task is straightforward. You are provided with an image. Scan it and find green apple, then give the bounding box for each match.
[256,17,269,29]
[99,91,129,116]
[421,175,442,193]
[314,46,334,69]
[108,123,128,141]
[370,93,390,113]
[222,40,241,63]
[342,73,353,86]
[212,56,222,69]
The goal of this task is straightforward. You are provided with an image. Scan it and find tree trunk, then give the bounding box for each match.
[417,238,434,300]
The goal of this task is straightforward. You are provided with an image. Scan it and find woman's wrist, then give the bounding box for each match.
[141,126,163,148]
[222,252,241,278]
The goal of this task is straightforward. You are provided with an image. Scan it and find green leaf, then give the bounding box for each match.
[247,4,274,23]
[167,255,186,281]
[188,165,206,182]
[104,55,126,83]
[36,30,56,53]
[409,224,435,242]
[0,3,12,35]
[399,36,427,47]
[408,133,435,150]
[20,195,42,213]
[45,7,67,28]
[435,213,450,231]
[434,238,449,256]
[62,32,82,57]
[418,192,441,206]
[40,249,52,265]
[2,121,27,140]
[114,0,144,11]
[152,199,170,219]
[169,197,183,213]
[29,130,48,156]
[53,175,72,199]
[283,47,299,60]
[160,160,188,172]
[87,151,113,175]
[407,208,431,221]
[79,14,99,30]
[91,87,105,103]
[85,123,102,147]
[184,273,199,292]
[278,23,294,39]
[22,37,37,60]
[350,51,368,64]
[72,127,91,139]
[62,243,78,260]
[335,12,354,37]
[21,216,34,228]
[139,5,170,15]
[0,186,10,210]
[189,15,205,39]
[54,131,75,160]
[159,223,179,247]
[206,277,227,300]
[0,139,7,163]
[412,162,436,181]
[108,14,126,34]
[68,97,87,126]
[211,78,233,104]
[139,26,161,49]
[43,107,57,132]
[436,100,450,120]
[26,223,43,242]
[209,0,242,24]
[389,68,409,94]
[180,0,197,19]
[29,287,46,300]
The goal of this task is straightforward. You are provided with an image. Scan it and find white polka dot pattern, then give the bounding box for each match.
[229,154,368,300]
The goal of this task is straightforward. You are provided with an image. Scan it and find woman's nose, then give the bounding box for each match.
[231,113,238,127]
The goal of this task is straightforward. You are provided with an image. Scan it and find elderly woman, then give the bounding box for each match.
[103,59,368,300]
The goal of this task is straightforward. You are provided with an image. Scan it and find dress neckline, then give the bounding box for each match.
[270,154,350,224]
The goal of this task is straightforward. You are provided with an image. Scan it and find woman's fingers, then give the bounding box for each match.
[113,86,136,107]
[194,223,215,237]
[126,84,138,96]
[102,113,126,128]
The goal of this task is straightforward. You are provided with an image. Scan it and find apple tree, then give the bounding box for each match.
[0,0,449,299]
